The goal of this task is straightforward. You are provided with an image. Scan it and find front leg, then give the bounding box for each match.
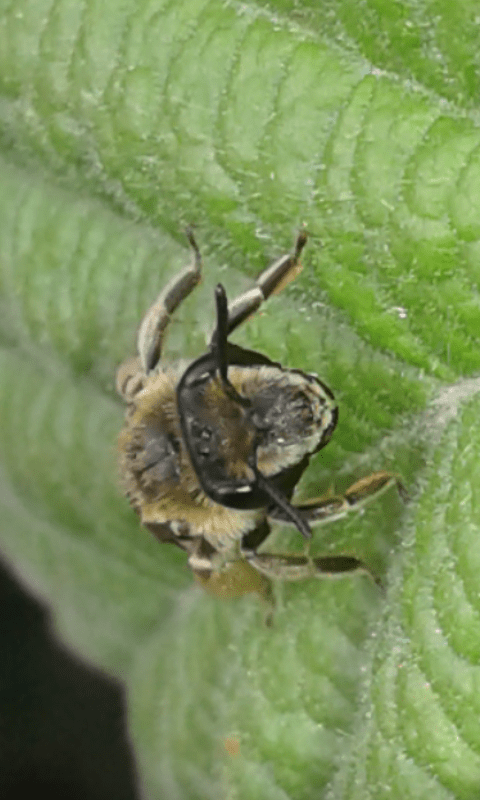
[138,228,202,373]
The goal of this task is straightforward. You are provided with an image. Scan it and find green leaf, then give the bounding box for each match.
[1,1,480,798]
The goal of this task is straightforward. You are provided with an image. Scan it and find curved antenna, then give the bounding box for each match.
[254,467,312,539]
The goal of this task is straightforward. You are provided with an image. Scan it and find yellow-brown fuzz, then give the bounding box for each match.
[116,231,401,601]
[200,377,256,482]
[118,367,261,548]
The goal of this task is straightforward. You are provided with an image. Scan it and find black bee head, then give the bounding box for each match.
[176,284,337,540]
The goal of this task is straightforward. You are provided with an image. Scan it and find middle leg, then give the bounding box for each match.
[267,471,407,529]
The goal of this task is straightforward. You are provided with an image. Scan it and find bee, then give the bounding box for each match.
[117,230,403,603]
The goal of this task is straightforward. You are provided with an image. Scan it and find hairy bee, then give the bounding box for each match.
[117,230,402,602]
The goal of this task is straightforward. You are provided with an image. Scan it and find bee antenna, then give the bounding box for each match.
[211,284,250,407]
[253,468,312,539]
[212,284,230,384]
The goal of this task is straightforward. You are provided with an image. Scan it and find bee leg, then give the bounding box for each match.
[137,227,202,374]
[245,551,382,588]
[267,471,407,529]
[221,230,307,337]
